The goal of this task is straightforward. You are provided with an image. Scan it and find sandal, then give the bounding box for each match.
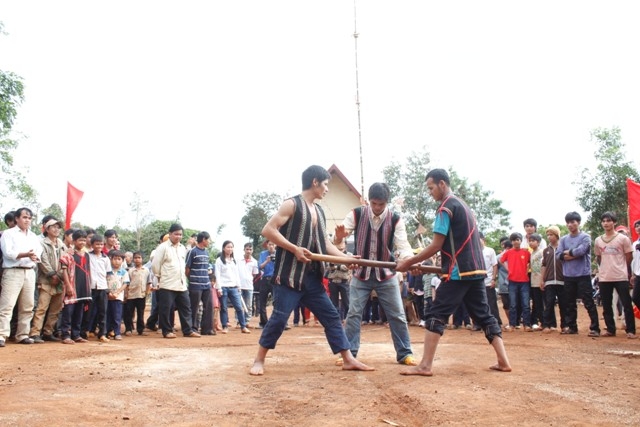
[600,331,615,337]
[61,338,75,344]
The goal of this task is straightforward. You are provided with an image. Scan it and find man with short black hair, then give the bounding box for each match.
[556,211,600,336]
[186,231,214,335]
[0,207,43,347]
[250,165,374,375]
[103,229,118,255]
[152,224,200,339]
[335,182,417,366]
[594,211,635,338]
[238,242,259,328]
[396,169,511,376]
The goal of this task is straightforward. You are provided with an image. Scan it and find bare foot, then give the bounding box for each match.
[400,366,433,376]
[249,361,264,376]
[489,363,512,372]
[342,358,375,371]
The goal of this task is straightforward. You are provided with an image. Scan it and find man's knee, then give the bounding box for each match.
[483,322,503,343]
[425,317,446,335]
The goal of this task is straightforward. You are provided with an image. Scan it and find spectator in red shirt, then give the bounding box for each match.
[500,232,532,332]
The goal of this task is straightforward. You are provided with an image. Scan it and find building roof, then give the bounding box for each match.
[327,164,362,200]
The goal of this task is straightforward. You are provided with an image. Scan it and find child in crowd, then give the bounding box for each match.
[87,235,112,343]
[124,251,151,336]
[106,250,130,340]
[399,272,419,326]
[59,230,92,344]
[421,258,437,327]
[497,238,512,329]
[500,232,532,331]
[541,226,567,333]
[528,234,544,330]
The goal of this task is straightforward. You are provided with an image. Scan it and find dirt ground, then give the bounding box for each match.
[1,305,639,427]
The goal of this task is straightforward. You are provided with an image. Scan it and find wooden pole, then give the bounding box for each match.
[308,253,441,274]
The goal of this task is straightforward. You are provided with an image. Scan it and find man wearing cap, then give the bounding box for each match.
[0,207,43,347]
[29,218,67,343]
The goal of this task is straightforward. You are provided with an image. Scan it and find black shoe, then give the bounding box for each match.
[31,335,45,344]
[19,337,34,344]
[203,331,217,335]
[42,334,60,342]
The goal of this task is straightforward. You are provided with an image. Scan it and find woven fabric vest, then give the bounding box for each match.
[352,206,399,282]
[273,194,328,290]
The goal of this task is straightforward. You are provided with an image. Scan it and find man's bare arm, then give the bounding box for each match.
[262,199,311,262]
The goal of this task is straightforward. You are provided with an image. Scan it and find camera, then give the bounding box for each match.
[270,253,276,262]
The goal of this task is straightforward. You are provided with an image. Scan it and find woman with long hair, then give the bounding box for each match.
[214,240,250,334]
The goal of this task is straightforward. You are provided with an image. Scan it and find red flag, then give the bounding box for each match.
[66,182,84,229]
[627,178,640,242]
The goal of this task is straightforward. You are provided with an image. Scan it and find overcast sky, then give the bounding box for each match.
[2,1,640,246]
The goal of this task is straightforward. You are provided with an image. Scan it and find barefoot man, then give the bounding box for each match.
[250,165,374,376]
[395,168,511,376]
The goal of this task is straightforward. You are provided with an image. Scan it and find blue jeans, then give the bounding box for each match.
[107,300,123,337]
[508,281,531,327]
[220,287,246,328]
[239,289,252,322]
[345,275,412,362]
[60,302,87,340]
[258,271,350,354]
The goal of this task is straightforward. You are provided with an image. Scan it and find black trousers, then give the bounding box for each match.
[258,277,273,327]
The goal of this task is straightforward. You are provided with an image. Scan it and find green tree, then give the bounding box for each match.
[448,170,511,236]
[1,22,38,209]
[240,191,281,247]
[575,127,640,235]
[129,192,152,251]
[382,146,511,246]
[382,147,435,244]
[136,220,174,261]
[41,203,64,222]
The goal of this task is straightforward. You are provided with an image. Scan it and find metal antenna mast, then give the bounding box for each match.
[353,0,365,198]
